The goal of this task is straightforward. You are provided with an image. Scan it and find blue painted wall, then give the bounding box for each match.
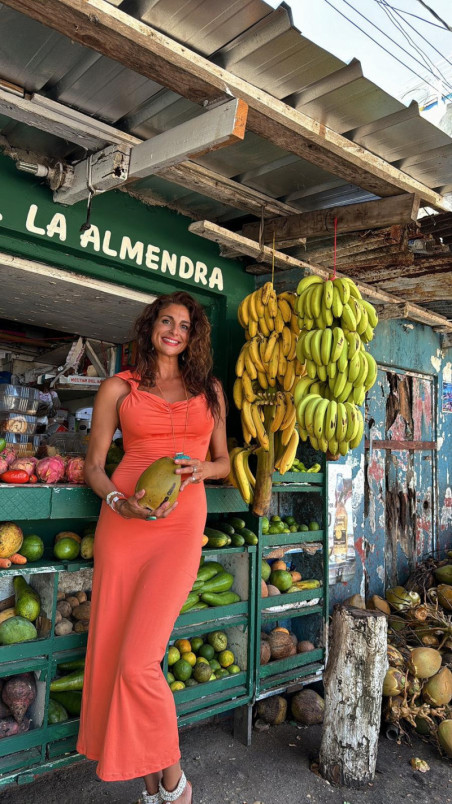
[330,319,452,607]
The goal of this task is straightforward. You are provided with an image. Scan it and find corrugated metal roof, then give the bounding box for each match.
[0,0,451,319]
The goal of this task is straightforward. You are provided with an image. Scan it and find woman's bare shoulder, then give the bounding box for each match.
[95,375,131,401]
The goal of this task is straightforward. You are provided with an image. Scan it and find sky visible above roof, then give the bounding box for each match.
[268,0,452,105]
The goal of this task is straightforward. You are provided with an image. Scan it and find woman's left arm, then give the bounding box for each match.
[176,383,230,488]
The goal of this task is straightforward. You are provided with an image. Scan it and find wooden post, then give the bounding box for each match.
[319,606,387,788]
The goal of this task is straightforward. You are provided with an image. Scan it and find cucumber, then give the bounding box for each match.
[189,602,209,611]
[227,516,246,530]
[207,534,229,549]
[196,561,224,582]
[200,571,234,594]
[57,658,85,672]
[204,526,230,540]
[230,532,245,547]
[180,592,200,613]
[50,692,82,716]
[238,527,258,546]
[50,669,84,692]
[192,579,205,591]
[210,521,235,536]
[201,591,241,607]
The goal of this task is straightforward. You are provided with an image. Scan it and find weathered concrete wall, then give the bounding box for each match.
[330,319,452,607]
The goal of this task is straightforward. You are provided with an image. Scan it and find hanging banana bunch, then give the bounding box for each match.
[293,274,378,458]
[231,282,307,513]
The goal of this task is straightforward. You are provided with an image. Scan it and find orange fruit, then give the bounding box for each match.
[174,638,191,655]
[181,651,196,667]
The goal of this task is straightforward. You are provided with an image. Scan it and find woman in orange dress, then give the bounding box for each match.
[77,291,230,804]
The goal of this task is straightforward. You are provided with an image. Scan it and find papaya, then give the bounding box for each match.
[135,457,181,511]
[199,571,234,594]
[0,615,37,645]
[0,522,23,559]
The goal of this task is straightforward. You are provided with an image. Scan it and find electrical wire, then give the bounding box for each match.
[322,0,451,98]
[333,0,452,93]
[377,0,451,89]
[416,0,451,32]
[376,4,448,30]
[375,0,452,72]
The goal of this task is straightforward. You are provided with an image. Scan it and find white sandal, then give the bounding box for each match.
[136,792,160,804]
[159,771,192,803]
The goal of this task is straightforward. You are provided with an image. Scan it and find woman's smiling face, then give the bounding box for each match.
[151,303,191,358]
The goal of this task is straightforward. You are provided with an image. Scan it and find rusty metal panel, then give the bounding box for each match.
[365,368,435,591]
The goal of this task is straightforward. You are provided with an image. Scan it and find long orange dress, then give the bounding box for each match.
[77,371,214,781]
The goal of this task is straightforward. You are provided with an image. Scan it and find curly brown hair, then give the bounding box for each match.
[134,291,222,420]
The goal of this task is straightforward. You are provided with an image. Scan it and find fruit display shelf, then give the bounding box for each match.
[0,483,248,521]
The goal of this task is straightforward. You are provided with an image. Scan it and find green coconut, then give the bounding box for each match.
[437,584,452,611]
[434,564,452,585]
[385,586,421,611]
[438,720,452,758]
[135,457,181,511]
[387,645,405,668]
[407,647,442,679]
[382,667,406,697]
[422,667,452,707]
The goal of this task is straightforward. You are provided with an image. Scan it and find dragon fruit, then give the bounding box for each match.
[65,457,85,485]
[0,457,8,475]
[10,458,37,477]
[36,456,65,484]
[0,446,17,466]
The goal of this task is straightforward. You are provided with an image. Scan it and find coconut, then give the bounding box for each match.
[297,640,315,654]
[438,720,452,758]
[288,631,298,648]
[406,676,422,696]
[386,586,421,611]
[434,564,452,585]
[260,640,271,665]
[256,695,287,725]
[437,584,452,611]
[387,645,405,668]
[291,689,324,725]
[414,716,431,736]
[422,667,452,707]
[366,595,391,615]
[382,667,406,697]
[268,630,294,660]
[343,593,366,609]
[407,647,442,679]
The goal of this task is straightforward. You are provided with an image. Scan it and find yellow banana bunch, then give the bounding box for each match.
[294,391,366,456]
[229,446,256,504]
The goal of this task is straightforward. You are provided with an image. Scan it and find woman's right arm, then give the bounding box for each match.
[83,377,126,502]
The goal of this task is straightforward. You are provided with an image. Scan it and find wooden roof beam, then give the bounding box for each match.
[241,194,420,247]
[2,0,451,212]
[188,220,452,332]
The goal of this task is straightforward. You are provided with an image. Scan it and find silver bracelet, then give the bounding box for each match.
[105,491,126,511]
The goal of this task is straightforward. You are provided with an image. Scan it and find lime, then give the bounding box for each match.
[285,516,296,526]
[172,658,192,682]
[261,516,269,530]
[270,515,281,522]
[207,630,228,652]
[170,681,185,692]
[167,672,175,684]
[181,651,197,667]
[19,534,44,562]
[167,646,180,666]
[299,524,309,531]
[268,526,280,534]
[228,664,241,675]
[195,656,209,665]
[214,668,229,679]
[209,659,221,672]
[53,538,80,561]
[309,521,320,531]
[198,643,215,661]
[290,525,298,533]
[218,650,235,668]
[191,636,204,653]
